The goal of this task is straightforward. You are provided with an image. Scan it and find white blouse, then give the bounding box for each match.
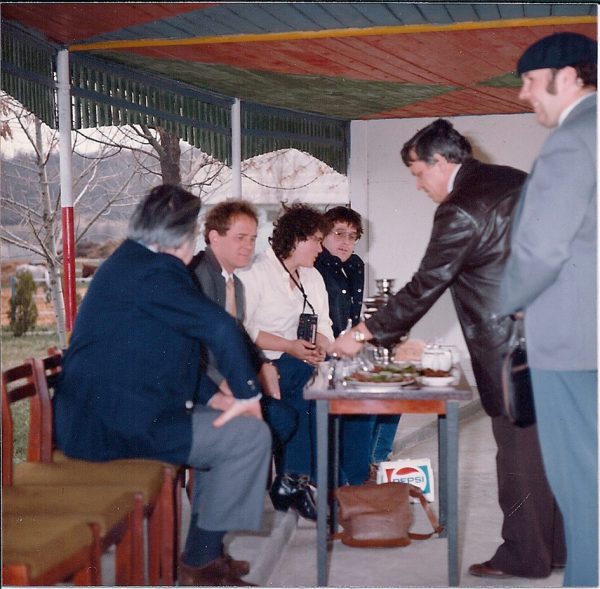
[238,246,334,360]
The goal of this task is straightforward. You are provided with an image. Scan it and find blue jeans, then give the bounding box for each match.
[340,414,401,485]
[273,354,316,478]
[531,369,598,587]
[260,395,298,450]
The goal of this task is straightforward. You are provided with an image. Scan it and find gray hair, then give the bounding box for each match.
[128,184,201,249]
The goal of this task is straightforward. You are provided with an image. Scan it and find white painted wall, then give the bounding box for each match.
[349,113,550,364]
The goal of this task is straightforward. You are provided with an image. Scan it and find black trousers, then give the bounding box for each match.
[489,415,566,577]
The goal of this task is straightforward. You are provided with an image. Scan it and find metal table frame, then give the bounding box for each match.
[304,374,472,587]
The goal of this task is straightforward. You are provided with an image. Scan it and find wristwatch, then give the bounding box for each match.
[352,330,366,343]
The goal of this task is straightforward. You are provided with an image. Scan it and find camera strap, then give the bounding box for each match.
[276,255,316,314]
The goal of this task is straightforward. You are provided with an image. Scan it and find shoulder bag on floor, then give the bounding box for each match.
[334,482,443,548]
[501,315,536,427]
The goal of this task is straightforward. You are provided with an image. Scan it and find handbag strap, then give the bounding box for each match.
[407,484,444,540]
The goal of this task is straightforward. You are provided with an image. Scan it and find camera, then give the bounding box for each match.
[297,313,318,344]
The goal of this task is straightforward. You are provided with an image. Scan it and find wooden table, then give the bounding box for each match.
[304,368,473,587]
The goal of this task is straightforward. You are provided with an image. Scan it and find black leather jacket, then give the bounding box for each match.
[366,159,526,416]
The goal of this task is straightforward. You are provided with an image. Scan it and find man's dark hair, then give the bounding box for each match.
[574,62,597,88]
[401,119,473,166]
[271,203,329,260]
[128,184,200,248]
[204,199,258,244]
[323,206,363,239]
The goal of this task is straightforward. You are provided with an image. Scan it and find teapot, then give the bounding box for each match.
[421,343,453,372]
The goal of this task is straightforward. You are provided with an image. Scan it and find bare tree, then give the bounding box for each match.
[74,124,227,197]
[1,94,139,345]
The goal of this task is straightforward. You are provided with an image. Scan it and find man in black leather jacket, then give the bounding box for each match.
[329,119,565,579]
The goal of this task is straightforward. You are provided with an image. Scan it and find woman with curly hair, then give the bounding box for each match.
[239,203,334,521]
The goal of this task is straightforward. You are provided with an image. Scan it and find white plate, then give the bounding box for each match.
[420,375,455,387]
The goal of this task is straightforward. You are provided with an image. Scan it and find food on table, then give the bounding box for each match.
[419,368,452,378]
[345,363,417,384]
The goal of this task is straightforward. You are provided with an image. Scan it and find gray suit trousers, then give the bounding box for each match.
[188,405,271,532]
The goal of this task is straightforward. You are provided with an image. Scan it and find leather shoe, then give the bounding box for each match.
[468,561,513,579]
[269,474,317,521]
[269,474,298,512]
[223,553,251,576]
[291,477,317,521]
[179,557,255,586]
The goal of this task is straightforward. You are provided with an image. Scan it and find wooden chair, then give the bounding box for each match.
[2,359,145,586]
[23,350,184,585]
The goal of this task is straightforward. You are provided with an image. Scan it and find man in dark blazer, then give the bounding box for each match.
[329,119,565,579]
[54,185,271,586]
[190,200,319,521]
[500,33,597,586]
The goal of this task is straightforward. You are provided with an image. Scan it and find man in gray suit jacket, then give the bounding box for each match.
[500,32,597,587]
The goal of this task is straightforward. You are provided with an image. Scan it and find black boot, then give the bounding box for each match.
[291,475,317,521]
[269,473,298,513]
[269,474,317,521]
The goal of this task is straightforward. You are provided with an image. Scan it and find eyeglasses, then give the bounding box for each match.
[332,230,359,242]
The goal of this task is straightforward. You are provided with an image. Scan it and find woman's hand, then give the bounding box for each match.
[287,338,325,365]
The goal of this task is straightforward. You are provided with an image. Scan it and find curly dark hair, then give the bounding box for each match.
[323,206,363,239]
[271,203,330,260]
[204,199,258,244]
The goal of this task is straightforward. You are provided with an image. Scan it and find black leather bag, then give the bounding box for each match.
[501,316,536,427]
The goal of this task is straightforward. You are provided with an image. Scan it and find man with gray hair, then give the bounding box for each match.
[54,184,271,586]
[500,32,597,586]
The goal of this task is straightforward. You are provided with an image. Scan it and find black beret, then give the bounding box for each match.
[517,32,597,76]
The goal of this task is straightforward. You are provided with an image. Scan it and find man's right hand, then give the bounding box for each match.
[212,397,263,428]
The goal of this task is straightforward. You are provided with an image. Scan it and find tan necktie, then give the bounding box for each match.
[225,276,237,317]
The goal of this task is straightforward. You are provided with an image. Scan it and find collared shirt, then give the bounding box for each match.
[558,91,596,126]
[447,163,462,194]
[238,246,334,360]
[221,268,234,282]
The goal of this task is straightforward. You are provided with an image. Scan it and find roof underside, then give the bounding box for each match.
[1,3,597,173]
[2,2,596,120]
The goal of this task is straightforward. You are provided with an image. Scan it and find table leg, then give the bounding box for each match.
[316,399,329,586]
[445,401,460,587]
[438,414,448,535]
[331,415,340,534]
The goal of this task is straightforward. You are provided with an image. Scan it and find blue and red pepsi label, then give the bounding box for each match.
[377,459,435,502]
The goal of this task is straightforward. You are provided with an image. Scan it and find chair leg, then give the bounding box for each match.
[2,564,30,585]
[73,522,103,586]
[115,493,144,586]
[147,505,161,585]
[130,494,145,586]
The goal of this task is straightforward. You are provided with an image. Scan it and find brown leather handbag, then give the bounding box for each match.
[334,482,443,548]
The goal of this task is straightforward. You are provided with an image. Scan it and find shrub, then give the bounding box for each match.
[8,271,38,336]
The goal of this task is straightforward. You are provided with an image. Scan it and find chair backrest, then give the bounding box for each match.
[1,359,51,486]
[42,349,63,396]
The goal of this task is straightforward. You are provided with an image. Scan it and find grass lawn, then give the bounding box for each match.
[2,329,61,462]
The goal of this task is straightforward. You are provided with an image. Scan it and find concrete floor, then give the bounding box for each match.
[100,401,565,587]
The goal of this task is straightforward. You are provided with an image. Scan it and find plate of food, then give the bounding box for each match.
[344,363,418,389]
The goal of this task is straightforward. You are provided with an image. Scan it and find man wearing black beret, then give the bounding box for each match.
[500,32,597,587]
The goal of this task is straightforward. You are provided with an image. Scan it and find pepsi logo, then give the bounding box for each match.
[385,465,428,492]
